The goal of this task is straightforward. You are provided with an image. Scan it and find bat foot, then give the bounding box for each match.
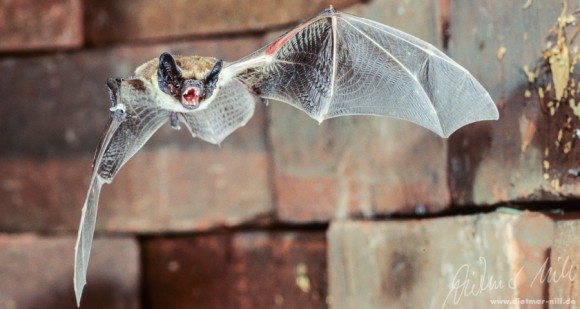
[170,112,181,130]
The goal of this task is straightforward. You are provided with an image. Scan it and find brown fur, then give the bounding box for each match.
[134,55,218,82]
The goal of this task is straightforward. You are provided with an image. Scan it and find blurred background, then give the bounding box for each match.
[0,0,579,308]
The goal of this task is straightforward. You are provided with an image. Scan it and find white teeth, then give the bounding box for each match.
[180,85,204,108]
[184,87,200,97]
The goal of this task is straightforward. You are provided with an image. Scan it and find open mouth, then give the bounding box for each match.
[181,86,201,108]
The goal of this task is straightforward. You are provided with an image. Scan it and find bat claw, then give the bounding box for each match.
[321,5,336,15]
[109,103,126,120]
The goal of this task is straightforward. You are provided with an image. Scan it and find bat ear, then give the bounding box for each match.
[204,59,223,84]
[157,52,182,94]
[203,59,222,99]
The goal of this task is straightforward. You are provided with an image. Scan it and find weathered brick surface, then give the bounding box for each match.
[0,0,83,52]
[84,0,359,44]
[0,234,139,308]
[0,37,272,233]
[0,148,271,233]
[328,211,553,308]
[143,231,327,308]
[549,220,580,307]
[99,148,271,232]
[269,0,449,222]
[447,0,576,205]
[344,0,443,44]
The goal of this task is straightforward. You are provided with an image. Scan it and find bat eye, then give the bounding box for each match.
[166,81,183,97]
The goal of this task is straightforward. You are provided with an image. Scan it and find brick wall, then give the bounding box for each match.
[1,0,579,308]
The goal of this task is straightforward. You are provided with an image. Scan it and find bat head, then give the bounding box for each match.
[157,52,222,110]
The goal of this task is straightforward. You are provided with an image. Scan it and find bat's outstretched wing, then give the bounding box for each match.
[74,78,170,306]
[218,7,498,137]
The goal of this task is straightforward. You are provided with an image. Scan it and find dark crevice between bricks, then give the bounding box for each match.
[133,221,329,240]
[136,226,328,244]
[81,29,272,51]
[0,48,82,58]
[14,201,580,239]
[350,200,580,221]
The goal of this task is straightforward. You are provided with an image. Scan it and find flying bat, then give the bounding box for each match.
[73,6,499,305]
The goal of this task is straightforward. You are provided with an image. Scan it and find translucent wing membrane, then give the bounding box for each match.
[179,79,257,144]
[225,10,498,137]
[74,79,169,305]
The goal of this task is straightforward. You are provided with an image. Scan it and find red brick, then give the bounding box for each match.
[328,211,553,308]
[0,0,83,52]
[0,37,272,233]
[99,148,271,232]
[0,157,90,231]
[272,115,449,221]
[84,0,359,44]
[0,148,271,233]
[143,231,327,308]
[269,0,449,223]
[549,220,580,307]
[447,0,574,205]
[276,175,340,222]
[0,234,139,308]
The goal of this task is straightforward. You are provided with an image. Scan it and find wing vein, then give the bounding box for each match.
[341,17,440,121]
[319,15,339,121]
[344,15,468,74]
